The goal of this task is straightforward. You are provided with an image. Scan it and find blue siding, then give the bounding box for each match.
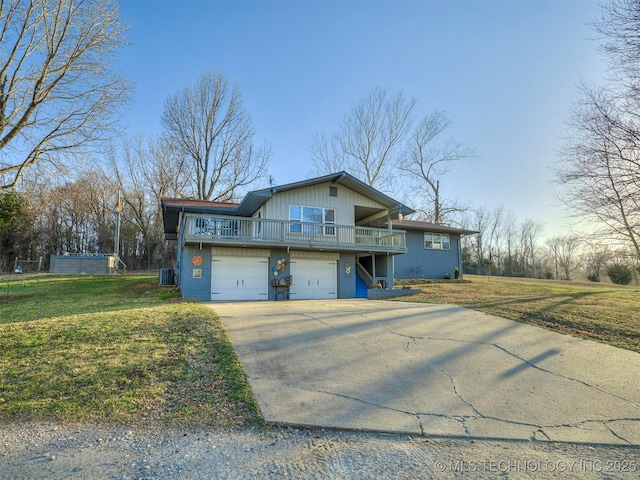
[177,247,361,300]
[179,246,212,301]
[337,253,357,299]
[355,274,368,298]
[394,230,461,280]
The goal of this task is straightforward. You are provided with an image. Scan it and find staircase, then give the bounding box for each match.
[355,261,374,299]
[356,274,368,298]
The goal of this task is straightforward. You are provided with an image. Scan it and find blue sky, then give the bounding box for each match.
[116,0,606,237]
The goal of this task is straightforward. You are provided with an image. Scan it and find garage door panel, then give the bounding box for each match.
[290,259,337,299]
[211,256,268,301]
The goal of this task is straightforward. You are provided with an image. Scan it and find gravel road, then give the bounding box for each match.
[1,421,639,479]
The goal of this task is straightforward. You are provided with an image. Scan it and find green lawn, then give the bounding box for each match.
[0,274,261,427]
[396,275,640,353]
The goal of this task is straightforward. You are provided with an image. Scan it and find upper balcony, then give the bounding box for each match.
[182,213,407,253]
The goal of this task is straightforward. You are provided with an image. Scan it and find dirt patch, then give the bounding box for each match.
[0,293,32,304]
[127,282,163,292]
[1,421,637,479]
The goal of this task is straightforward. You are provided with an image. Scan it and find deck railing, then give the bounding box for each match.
[182,214,407,253]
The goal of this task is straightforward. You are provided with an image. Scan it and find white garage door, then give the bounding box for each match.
[211,256,268,301]
[290,258,337,299]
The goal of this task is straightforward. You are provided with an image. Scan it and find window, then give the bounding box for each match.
[289,205,336,235]
[329,186,338,197]
[324,208,335,235]
[424,233,450,250]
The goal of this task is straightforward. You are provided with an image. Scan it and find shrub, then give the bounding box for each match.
[586,273,600,282]
[607,263,632,285]
[454,266,460,280]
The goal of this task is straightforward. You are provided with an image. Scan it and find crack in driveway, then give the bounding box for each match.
[250,374,639,445]
[216,301,640,445]
[291,312,640,444]
[376,322,640,408]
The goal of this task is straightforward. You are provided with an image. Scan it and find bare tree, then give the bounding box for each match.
[309,131,346,176]
[110,135,187,268]
[38,174,109,255]
[546,234,581,280]
[519,219,544,278]
[161,69,271,201]
[400,111,475,223]
[77,167,119,254]
[467,207,489,274]
[458,205,550,279]
[558,1,640,261]
[311,87,415,190]
[594,0,640,94]
[119,135,190,202]
[486,205,505,275]
[581,242,611,282]
[502,210,519,276]
[0,0,130,190]
[557,84,640,260]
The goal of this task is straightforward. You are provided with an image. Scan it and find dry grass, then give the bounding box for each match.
[396,274,640,353]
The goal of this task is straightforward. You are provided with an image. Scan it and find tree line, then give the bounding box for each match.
[458,206,639,284]
[0,156,172,272]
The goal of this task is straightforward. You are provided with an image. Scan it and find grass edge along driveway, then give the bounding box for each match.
[396,274,640,353]
[0,274,261,427]
[1,273,638,425]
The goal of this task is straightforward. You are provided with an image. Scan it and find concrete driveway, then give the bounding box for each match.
[211,300,640,445]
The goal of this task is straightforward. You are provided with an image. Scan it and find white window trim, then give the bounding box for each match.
[424,233,451,250]
[289,204,336,236]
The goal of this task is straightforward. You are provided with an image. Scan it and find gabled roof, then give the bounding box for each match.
[392,219,478,236]
[237,171,414,217]
[161,172,416,238]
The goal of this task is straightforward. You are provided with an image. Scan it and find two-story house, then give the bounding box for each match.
[161,171,476,301]
[161,171,415,301]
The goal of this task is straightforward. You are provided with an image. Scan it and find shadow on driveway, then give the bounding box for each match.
[210,300,640,446]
